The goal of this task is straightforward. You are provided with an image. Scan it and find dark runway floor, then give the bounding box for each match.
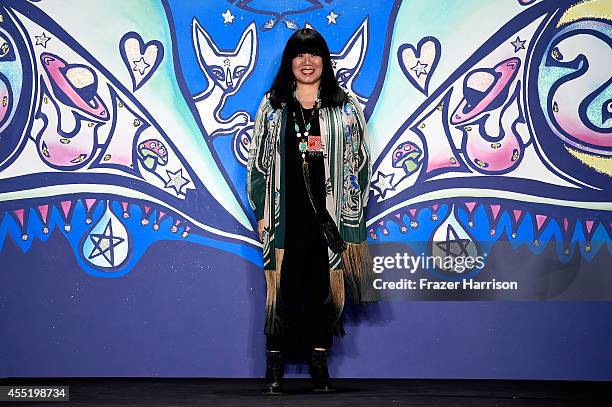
[0,378,610,406]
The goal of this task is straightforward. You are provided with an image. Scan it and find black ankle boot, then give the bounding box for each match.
[262,350,284,395]
[309,349,335,392]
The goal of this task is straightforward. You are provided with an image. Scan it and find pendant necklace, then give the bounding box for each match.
[293,103,313,160]
[292,92,321,160]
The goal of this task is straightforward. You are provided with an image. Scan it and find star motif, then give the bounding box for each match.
[326,11,339,24]
[164,168,190,195]
[35,32,51,48]
[132,57,150,75]
[88,219,125,266]
[435,225,471,257]
[411,60,428,78]
[510,36,526,52]
[372,171,395,199]
[222,9,235,24]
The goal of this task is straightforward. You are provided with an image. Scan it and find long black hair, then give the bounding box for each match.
[268,28,346,109]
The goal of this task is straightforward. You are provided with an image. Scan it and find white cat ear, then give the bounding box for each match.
[192,17,220,58]
[235,22,256,58]
[333,17,369,71]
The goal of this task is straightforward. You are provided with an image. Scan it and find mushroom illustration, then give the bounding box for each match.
[391,141,423,176]
[138,139,168,171]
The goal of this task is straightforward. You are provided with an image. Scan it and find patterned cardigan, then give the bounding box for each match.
[246,90,380,336]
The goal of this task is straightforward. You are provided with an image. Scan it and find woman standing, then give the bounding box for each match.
[246,28,379,395]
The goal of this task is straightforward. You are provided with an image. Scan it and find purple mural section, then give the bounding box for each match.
[2,233,612,379]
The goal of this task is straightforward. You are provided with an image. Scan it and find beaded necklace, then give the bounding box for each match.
[292,91,322,160]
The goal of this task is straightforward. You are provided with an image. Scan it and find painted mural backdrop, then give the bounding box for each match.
[0,0,610,299]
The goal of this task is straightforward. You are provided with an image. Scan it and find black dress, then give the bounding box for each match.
[266,99,335,355]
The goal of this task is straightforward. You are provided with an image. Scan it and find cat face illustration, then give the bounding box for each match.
[193,20,257,94]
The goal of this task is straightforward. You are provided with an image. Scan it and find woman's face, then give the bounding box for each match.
[291,52,323,86]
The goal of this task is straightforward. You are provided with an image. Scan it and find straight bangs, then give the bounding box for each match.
[285,31,326,60]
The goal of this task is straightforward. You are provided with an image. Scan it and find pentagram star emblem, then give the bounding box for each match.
[435,225,471,257]
[88,219,125,266]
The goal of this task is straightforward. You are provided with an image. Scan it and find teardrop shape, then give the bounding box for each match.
[81,201,129,269]
[430,205,480,275]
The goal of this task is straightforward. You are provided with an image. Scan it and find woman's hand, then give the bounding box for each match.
[257,219,265,242]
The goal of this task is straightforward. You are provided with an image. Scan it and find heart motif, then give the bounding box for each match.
[397,36,441,96]
[119,31,164,91]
